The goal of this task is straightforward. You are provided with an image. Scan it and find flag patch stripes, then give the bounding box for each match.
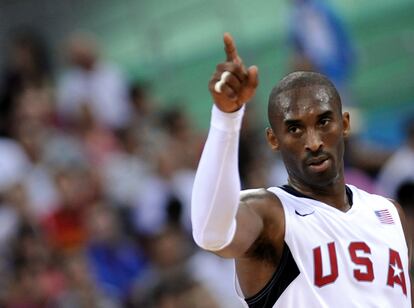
[375,209,394,224]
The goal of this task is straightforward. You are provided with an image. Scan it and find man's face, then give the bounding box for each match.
[267,85,350,189]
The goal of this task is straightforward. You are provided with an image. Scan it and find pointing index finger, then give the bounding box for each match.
[223,32,241,64]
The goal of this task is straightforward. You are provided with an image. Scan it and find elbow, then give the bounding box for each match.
[191,220,236,252]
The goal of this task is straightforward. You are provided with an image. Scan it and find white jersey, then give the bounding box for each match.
[236,185,411,308]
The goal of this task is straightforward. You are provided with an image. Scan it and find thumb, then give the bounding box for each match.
[246,65,259,89]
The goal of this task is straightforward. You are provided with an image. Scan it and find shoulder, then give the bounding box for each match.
[353,185,410,243]
[387,198,409,232]
[348,185,393,207]
[240,188,279,202]
[387,199,412,259]
[388,198,405,217]
[239,188,285,241]
[240,188,283,216]
[239,189,285,262]
[352,186,409,231]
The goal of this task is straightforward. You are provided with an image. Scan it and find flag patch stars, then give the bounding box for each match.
[375,209,394,224]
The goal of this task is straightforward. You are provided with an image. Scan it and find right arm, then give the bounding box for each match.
[191,33,283,258]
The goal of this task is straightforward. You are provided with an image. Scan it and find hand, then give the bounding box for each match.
[208,33,259,113]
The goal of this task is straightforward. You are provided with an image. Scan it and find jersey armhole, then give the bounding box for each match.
[266,187,292,243]
[243,242,300,308]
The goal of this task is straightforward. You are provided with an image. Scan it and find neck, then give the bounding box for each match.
[288,173,350,212]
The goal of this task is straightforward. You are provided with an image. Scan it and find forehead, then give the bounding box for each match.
[276,85,337,120]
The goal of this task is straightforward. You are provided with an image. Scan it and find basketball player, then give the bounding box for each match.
[191,33,412,307]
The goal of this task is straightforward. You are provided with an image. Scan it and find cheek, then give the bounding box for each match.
[323,128,344,157]
[279,140,304,168]
[279,132,304,150]
[280,141,301,159]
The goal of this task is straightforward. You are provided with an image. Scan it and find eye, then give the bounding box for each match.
[319,117,331,127]
[288,126,302,134]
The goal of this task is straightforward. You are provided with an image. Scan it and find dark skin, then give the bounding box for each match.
[267,86,351,211]
[208,33,413,299]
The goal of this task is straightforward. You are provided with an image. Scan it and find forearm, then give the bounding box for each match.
[191,104,244,251]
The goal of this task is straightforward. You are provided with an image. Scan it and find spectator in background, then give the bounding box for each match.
[160,105,202,171]
[129,81,157,126]
[102,126,150,210]
[397,181,414,234]
[9,93,59,221]
[238,103,271,189]
[148,274,219,308]
[42,166,95,253]
[0,139,30,198]
[6,225,67,307]
[57,32,131,130]
[0,139,31,257]
[131,147,186,235]
[376,117,414,198]
[136,225,237,308]
[85,204,147,302]
[0,29,52,137]
[130,104,203,235]
[54,253,121,307]
[289,0,354,103]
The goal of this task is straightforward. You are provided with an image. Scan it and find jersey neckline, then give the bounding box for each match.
[278,184,356,215]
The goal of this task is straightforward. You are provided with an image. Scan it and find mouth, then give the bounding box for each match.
[306,156,330,173]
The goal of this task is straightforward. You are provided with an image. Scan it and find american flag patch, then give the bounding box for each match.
[375,209,394,224]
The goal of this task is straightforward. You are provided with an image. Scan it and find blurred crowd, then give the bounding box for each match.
[0,30,240,307]
[0,5,413,307]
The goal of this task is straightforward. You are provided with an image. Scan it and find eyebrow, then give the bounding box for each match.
[317,110,334,119]
[283,110,335,127]
[284,119,302,127]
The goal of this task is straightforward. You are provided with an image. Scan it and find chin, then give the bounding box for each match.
[305,170,339,188]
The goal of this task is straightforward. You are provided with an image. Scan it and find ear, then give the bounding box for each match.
[342,112,350,138]
[266,127,279,151]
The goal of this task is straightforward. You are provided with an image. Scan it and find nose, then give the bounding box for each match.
[305,129,323,153]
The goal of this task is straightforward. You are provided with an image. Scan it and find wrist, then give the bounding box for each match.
[211,104,245,132]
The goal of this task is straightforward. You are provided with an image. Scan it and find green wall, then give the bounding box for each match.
[26,0,412,129]
[97,0,414,129]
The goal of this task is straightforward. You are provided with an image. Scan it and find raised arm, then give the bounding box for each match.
[191,33,281,258]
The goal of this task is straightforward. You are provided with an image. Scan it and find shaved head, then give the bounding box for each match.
[268,71,341,129]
